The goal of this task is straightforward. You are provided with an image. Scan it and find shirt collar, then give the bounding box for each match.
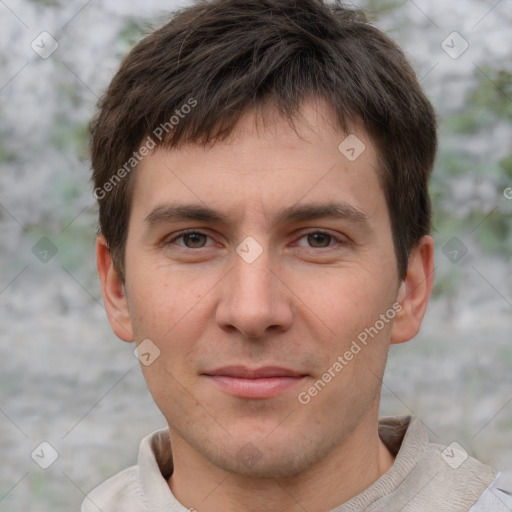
[136,415,423,511]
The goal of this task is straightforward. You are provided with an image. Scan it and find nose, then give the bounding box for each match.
[215,243,293,340]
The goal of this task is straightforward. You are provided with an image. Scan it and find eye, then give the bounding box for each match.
[166,230,213,249]
[294,230,348,249]
[165,229,349,250]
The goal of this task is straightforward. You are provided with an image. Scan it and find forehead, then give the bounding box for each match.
[129,98,385,227]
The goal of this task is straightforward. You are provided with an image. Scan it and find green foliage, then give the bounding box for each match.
[443,105,493,135]
[50,113,88,157]
[59,221,97,275]
[29,471,47,499]
[117,18,150,51]
[431,267,460,299]
[444,68,512,135]
[435,148,475,178]
[364,0,405,17]
[56,80,84,109]
[499,152,512,181]
[469,68,512,121]
[497,343,512,365]
[26,213,97,277]
[433,65,512,261]
[473,208,512,255]
[0,138,16,163]
[28,0,60,5]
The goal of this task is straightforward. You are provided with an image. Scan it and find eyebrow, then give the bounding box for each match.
[143,201,369,232]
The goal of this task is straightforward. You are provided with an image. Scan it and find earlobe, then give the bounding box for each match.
[96,234,134,342]
[390,235,435,345]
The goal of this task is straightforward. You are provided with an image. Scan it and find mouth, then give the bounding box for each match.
[202,366,308,399]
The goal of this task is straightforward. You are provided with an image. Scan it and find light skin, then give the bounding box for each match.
[97,98,434,512]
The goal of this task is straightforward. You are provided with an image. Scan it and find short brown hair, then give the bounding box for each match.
[90,0,437,283]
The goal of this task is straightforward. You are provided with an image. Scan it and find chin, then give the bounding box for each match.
[202,437,323,479]
[231,453,310,479]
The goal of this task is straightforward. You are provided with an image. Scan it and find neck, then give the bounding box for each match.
[167,412,395,512]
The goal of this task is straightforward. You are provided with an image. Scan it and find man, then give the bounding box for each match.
[84,0,512,510]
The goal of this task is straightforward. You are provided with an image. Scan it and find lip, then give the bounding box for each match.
[204,366,305,378]
[203,366,307,399]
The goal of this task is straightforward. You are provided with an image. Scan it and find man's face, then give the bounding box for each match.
[121,99,403,478]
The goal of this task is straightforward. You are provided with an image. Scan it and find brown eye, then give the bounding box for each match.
[167,231,211,248]
[306,232,332,248]
[182,232,208,248]
[294,230,348,249]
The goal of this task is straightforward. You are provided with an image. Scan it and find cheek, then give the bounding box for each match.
[310,275,396,389]
[298,266,391,332]
[126,253,204,331]
[126,262,215,378]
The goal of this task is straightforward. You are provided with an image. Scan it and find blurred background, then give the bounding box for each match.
[0,0,511,510]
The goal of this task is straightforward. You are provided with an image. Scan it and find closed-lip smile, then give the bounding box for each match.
[203,366,308,399]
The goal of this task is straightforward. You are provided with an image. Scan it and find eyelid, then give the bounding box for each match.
[165,229,216,247]
[165,228,350,249]
[291,229,350,248]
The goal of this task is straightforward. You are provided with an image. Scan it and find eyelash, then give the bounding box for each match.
[165,229,349,250]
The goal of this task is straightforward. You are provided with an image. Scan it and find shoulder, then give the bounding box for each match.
[380,417,502,510]
[420,439,512,511]
[469,471,512,512]
[80,428,170,512]
[81,464,148,512]
[424,440,498,493]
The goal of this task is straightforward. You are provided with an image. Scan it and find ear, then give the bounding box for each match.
[96,234,134,342]
[390,235,434,345]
